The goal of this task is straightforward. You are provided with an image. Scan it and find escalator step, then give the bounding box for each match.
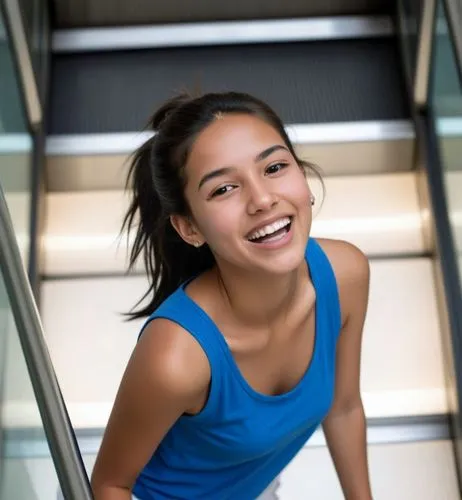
[49,38,410,135]
[54,0,391,29]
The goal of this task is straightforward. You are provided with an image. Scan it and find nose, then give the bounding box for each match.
[246,179,278,214]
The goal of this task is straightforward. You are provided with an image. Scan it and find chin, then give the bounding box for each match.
[270,252,306,274]
[251,244,307,276]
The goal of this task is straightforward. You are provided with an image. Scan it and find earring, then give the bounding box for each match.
[193,241,201,248]
[310,196,315,206]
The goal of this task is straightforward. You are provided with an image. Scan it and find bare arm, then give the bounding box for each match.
[91,319,210,499]
[319,239,372,500]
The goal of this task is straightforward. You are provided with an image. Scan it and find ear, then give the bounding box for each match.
[170,214,205,248]
[305,182,315,207]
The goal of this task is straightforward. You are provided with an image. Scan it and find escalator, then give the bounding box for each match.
[1,0,462,498]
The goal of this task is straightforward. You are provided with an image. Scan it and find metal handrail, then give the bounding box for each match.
[0,185,93,499]
[2,0,42,127]
[414,0,437,108]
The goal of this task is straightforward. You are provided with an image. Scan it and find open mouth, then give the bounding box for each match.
[247,216,292,244]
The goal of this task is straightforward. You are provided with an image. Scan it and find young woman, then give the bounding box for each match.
[91,92,372,499]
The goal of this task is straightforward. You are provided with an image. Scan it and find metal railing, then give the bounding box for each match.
[414,0,437,108]
[0,185,93,500]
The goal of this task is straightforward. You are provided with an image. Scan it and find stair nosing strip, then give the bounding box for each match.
[306,414,451,448]
[52,16,393,53]
[45,120,416,157]
[3,414,451,458]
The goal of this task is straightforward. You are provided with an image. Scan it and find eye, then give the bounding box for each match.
[210,184,236,198]
[266,162,289,175]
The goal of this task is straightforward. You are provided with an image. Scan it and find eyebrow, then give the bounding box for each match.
[197,145,289,190]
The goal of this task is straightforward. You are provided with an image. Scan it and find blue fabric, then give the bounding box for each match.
[132,238,341,500]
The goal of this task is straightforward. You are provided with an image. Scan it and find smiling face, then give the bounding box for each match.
[171,113,312,276]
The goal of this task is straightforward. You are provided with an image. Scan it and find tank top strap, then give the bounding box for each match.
[139,287,225,363]
[306,238,342,338]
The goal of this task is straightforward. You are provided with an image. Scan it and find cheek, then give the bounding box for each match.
[183,186,235,240]
[207,210,237,239]
[296,181,312,207]
[281,172,312,208]
[191,203,240,245]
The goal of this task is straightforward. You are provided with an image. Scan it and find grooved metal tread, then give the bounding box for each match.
[54,0,391,29]
[48,38,410,135]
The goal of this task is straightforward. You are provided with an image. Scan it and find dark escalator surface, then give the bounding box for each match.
[54,0,391,28]
[49,38,410,134]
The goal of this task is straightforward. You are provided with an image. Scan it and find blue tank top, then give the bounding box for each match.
[132,238,341,499]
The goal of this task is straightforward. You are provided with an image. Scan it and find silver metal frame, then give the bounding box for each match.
[0,186,92,499]
[414,0,437,108]
[3,0,42,126]
[52,16,393,53]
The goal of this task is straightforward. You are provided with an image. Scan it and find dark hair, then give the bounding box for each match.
[122,91,322,320]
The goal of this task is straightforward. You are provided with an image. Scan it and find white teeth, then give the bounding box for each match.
[248,217,291,241]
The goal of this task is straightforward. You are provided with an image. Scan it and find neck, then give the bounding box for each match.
[213,261,308,327]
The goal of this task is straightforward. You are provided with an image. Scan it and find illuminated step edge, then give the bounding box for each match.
[2,389,448,433]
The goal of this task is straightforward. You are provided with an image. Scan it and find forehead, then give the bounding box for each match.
[186,114,286,175]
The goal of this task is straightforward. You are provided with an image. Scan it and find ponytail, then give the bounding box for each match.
[122,91,322,319]
[121,94,214,320]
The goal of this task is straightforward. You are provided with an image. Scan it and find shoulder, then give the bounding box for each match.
[133,317,211,401]
[314,238,370,325]
[315,238,370,285]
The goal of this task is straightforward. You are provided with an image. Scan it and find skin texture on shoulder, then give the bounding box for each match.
[316,237,373,499]
[316,237,370,330]
[316,237,370,412]
[91,318,210,499]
